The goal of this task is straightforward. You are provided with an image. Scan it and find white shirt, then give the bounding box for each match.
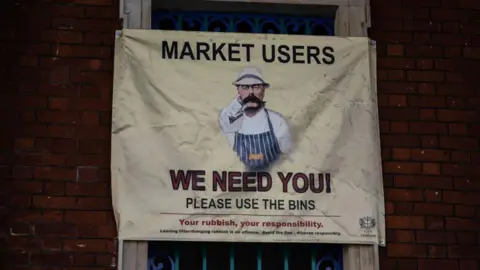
[218,98,292,154]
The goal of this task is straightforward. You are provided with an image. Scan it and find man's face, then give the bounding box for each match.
[237,84,265,101]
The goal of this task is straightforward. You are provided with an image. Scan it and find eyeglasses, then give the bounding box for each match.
[238,85,264,91]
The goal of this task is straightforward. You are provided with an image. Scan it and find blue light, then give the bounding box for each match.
[152,10,334,36]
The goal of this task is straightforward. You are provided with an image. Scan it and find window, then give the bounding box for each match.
[120,0,371,37]
[118,1,373,270]
[151,1,336,35]
[147,2,341,269]
[148,241,343,270]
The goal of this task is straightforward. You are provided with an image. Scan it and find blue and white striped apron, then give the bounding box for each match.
[233,110,282,170]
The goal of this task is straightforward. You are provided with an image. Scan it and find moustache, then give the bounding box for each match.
[242,94,265,105]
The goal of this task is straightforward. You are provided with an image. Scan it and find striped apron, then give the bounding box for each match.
[233,110,282,170]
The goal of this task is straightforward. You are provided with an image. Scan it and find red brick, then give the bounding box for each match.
[38,111,77,124]
[422,163,441,175]
[426,217,444,230]
[387,230,415,242]
[404,20,442,32]
[403,0,440,6]
[435,59,459,70]
[31,253,73,265]
[80,85,102,97]
[449,123,467,135]
[14,96,47,109]
[442,22,460,33]
[386,188,423,201]
[85,7,118,19]
[451,151,469,163]
[437,110,478,122]
[471,125,480,136]
[419,109,436,120]
[432,34,471,46]
[35,138,77,153]
[395,175,452,189]
[397,259,417,270]
[446,218,480,231]
[406,45,443,57]
[408,96,446,108]
[96,254,116,266]
[77,197,112,210]
[379,108,419,120]
[437,84,475,96]
[463,47,480,59]
[73,0,112,5]
[431,9,470,21]
[428,245,447,258]
[407,71,445,82]
[50,18,100,30]
[395,202,415,214]
[410,122,447,134]
[74,253,96,265]
[448,246,480,259]
[371,7,414,19]
[34,167,76,181]
[446,72,465,83]
[44,182,65,195]
[9,223,31,235]
[444,47,463,58]
[444,191,480,205]
[439,136,478,150]
[415,203,453,215]
[413,32,431,44]
[455,205,474,217]
[14,138,34,149]
[446,97,469,108]
[388,243,427,258]
[378,82,417,94]
[384,162,422,174]
[442,164,480,177]
[411,149,450,161]
[51,5,85,18]
[418,83,435,95]
[417,231,456,244]
[419,259,458,270]
[388,95,408,106]
[390,122,409,133]
[52,44,111,58]
[64,239,108,252]
[19,55,38,67]
[65,211,108,224]
[387,44,404,56]
[392,148,411,160]
[457,232,477,244]
[387,216,425,229]
[76,224,117,238]
[42,30,83,44]
[416,59,433,70]
[459,260,478,270]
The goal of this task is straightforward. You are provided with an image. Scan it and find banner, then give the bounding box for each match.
[111,29,385,245]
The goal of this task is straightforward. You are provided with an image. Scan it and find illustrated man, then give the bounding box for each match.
[218,67,292,171]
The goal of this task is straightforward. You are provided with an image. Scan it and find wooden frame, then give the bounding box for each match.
[117,0,379,269]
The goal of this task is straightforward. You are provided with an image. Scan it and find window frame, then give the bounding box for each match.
[120,0,371,36]
[117,1,378,270]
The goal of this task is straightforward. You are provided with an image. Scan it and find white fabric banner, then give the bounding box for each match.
[111,29,385,245]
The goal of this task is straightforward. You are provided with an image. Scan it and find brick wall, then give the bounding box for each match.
[370,0,480,269]
[1,0,120,269]
[1,0,479,269]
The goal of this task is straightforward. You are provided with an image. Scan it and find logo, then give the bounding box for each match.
[248,153,264,160]
[359,216,376,237]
